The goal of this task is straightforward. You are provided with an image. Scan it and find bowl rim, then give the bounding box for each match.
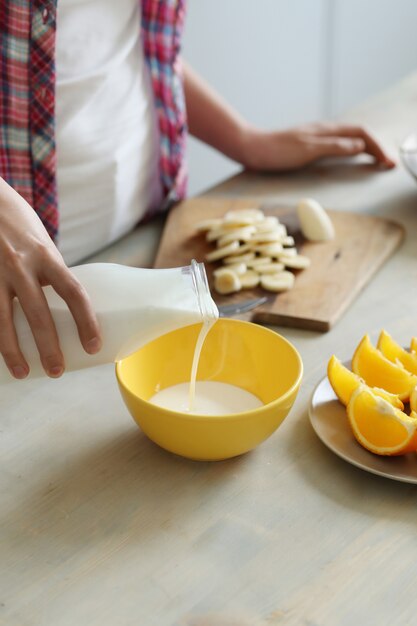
[399,131,417,155]
[115,318,303,421]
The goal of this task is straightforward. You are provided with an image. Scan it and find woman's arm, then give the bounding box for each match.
[183,61,395,170]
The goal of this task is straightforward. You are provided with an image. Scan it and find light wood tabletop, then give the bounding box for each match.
[2,74,417,626]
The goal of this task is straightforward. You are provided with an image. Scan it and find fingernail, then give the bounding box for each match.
[380,159,396,170]
[12,365,28,379]
[86,337,101,354]
[48,366,64,378]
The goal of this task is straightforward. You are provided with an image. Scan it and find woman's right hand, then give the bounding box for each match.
[0,178,101,379]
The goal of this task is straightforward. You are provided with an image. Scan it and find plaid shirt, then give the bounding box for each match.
[0,0,187,240]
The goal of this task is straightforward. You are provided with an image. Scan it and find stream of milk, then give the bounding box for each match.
[150,315,263,416]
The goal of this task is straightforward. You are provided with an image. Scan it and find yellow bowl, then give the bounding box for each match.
[115,319,303,461]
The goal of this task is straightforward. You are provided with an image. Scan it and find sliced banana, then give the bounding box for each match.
[216,226,256,247]
[256,262,285,274]
[261,271,295,292]
[261,223,287,238]
[279,248,298,258]
[206,227,229,242]
[282,235,295,247]
[224,209,264,225]
[254,242,283,257]
[250,230,286,243]
[207,224,245,242]
[254,216,280,233]
[228,242,253,255]
[214,270,242,295]
[197,204,311,296]
[205,240,240,262]
[223,252,255,264]
[281,255,311,270]
[194,218,223,233]
[214,262,247,276]
[247,256,272,268]
[240,270,260,289]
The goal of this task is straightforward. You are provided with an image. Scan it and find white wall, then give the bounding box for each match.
[182,0,417,196]
[182,0,328,195]
[331,0,417,116]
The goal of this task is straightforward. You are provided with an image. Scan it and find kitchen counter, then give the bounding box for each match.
[2,74,417,626]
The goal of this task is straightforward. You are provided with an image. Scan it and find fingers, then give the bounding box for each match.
[0,259,101,380]
[312,123,396,167]
[311,136,367,159]
[337,125,395,167]
[0,289,29,379]
[13,275,65,378]
[0,178,101,380]
[46,264,102,356]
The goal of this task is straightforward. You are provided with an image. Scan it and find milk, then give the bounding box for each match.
[151,381,263,415]
[148,272,263,416]
[188,315,216,411]
[1,261,218,382]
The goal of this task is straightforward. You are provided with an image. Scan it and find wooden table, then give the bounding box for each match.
[2,74,417,626]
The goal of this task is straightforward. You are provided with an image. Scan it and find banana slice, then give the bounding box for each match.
[224,209,264,225]
[282,235,295,247]
[240,270,260,289]
[194,218,223,233]
[279,248,298,259]
[205,240,240,261]
[214,263,247,276]
[247,256,272,268]
[206,227,229,242]
[224,252,255,264]
[254,216,280,232]
[261,271,295,292]
[214,269,242,295]
[256,262,285,274]
[250,229,286,243]
[254,242,283,257]
[281,255,311,270]
[228,242,253,255]
[217,226,256,247]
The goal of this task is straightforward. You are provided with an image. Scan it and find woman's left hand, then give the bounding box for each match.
[240,122,396,172]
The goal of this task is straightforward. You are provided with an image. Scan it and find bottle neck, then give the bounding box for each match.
[190,260,219,323]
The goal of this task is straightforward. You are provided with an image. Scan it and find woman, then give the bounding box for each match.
[0,0,394,379]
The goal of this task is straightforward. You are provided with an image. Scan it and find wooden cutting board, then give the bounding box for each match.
[154,198,404,332]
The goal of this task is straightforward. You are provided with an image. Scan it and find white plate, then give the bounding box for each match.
[309,375,417,484]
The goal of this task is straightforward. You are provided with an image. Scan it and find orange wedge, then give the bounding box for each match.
[377,330,417,375]
[410,386,417,414]
[347,387,417,455]
[327,355,403,409]
[352,335,417,401]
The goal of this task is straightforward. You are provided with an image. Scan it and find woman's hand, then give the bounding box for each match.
[183,63,395,173]
[240,122,396,171]
[0,178,101,379]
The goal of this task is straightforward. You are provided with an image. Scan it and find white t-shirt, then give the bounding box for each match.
[55,0,163,266]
